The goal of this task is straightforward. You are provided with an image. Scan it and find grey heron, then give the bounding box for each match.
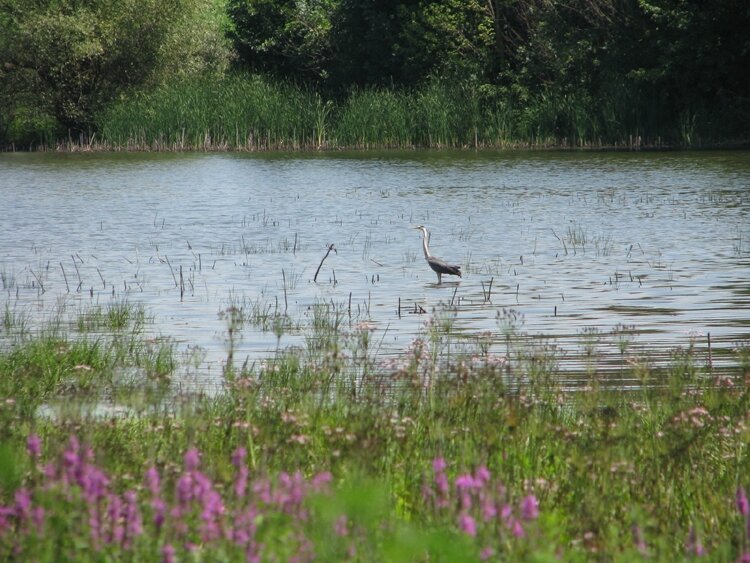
[414,225,462,284]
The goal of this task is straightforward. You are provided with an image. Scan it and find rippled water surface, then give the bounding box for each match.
[1,150,749,390]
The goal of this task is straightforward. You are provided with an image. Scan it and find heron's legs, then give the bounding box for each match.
[437,272,442,284]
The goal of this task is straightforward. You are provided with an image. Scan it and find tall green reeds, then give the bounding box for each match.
[99,75,322,150]
[97,73,723,151]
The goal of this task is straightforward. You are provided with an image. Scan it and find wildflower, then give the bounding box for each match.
[14,488,32,522]
[231,447,247,467]
[184,447,201,471]
[632,523,648,555]
[311,471,332,492]
[459,513,477,537]
[123,490,143,548]
[512,518,525,538]
[106,493,124,545]
[152,497,166,531]
[737,486,749,517]
[521,494,539,520]
[481,495,497,521]
[145,466,161,496]
[433,457,447,473]
[480,547,495,560]
[200,489,225,542]
[32,506,44,529]
[26,434,42,459]
[685,526,705,557]
[234,462,249,499]
[475,466,491,486]
[162,543,176,563]
[456,474,476,510]
[334,515,349,537]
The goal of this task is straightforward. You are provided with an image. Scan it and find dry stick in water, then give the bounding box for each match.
[282,269,288,313]
[60,262,70,293]
[164,255,178,287]
[97,268,106,289]
[71,255,82,287]
[313,244,336,283]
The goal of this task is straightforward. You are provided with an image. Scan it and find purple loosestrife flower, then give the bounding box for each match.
[432,457,450,503]
[334,515,349,537]
[500,503,513,523]
[123,490,143,549]
[0,507,14,534]
[145,466,161,496]
[685,526,705,557]
[26,434,42,459]
[512,518,525,538]
[232,447,247,467]
[433,457,447,473]
[176,473,195,506]
[311,471,332,492]
[184,447,201,471]
[162,543,176,563]
[521,494,539,520]
[480,547,495,560]
[474,466,491,487]
[231,505,259,547]
[32,506,44,529]
[152,498,166,532]
[253,478,272,504]
[14,489,32,522]
[235,469,249,500]
[459,513,477,537]
[738,487,749,517]
[455,474,477,510]
[481,495,497,522]
[106,493,124,546]
[200,489,225,543]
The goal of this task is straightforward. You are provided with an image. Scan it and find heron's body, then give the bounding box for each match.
[415,226,462,284]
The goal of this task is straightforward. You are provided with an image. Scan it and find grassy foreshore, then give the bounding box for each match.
[1,301,749,560]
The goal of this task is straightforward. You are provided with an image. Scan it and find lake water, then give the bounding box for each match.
[1,150,749,391]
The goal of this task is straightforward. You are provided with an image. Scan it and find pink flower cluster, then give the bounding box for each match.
[423,457,540,556]
[0,434,333,561]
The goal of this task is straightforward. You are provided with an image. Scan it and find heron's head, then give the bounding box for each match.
[413,225,428,236]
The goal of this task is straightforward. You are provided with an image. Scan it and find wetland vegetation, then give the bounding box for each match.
[1,300,750,560]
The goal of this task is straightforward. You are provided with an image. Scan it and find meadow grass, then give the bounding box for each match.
[1,302,749,560]
[95,74,691,152]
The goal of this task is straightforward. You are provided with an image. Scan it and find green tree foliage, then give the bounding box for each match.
[0,0,231,146]
[227,0,335,83]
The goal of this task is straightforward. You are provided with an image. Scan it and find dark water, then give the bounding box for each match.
[1,150,749,391]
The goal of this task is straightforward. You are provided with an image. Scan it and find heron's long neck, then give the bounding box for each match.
[421,232,432,259]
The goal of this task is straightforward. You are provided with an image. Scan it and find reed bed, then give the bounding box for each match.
[1,300,750,560]
[95,75,683,152]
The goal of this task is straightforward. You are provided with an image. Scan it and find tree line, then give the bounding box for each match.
[1,0,748,148]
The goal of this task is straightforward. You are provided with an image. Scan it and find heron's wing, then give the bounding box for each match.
[427,256,462,277]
